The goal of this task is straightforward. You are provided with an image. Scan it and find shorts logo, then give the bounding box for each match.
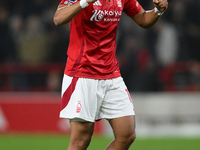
[76,101,82,113]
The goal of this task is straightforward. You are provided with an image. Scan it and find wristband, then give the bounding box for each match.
[80,0,89,8]
[154,7,165,16]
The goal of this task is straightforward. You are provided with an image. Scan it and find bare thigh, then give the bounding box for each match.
[109,115,136,141]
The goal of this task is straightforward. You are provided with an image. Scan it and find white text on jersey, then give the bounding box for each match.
[90,10,122,22]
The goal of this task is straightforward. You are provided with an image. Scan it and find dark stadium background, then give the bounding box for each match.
[0,0,200,149]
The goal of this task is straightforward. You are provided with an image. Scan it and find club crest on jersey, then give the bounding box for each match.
[106,0,113,6]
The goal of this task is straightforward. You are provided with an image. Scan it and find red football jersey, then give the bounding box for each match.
[59,0,142,79]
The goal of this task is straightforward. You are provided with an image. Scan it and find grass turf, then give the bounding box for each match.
[0,134,200,150]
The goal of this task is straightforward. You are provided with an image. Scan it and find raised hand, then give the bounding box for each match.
[153,0,168,12]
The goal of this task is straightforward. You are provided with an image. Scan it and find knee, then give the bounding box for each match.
[70,135,92,149]
[117,132,136,146]
[125,132,136,145]
[129,132,136,143]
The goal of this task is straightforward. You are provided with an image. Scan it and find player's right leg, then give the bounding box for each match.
[60,75,98,149]
[68,121,94,150]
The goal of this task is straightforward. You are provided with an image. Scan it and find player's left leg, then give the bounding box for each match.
[106,115,136,150]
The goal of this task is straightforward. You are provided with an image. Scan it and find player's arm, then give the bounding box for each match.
[54,0,97,26]
[131,0,168,29]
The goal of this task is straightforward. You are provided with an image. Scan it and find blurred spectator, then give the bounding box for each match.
[190,62,200,89]
[0,5,17,62]
[179,0,200,61]
[18,15,49,63]
[154,20,179,67]
[9,15,24,49]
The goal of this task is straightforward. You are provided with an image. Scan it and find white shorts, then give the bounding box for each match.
[60,75,135,122]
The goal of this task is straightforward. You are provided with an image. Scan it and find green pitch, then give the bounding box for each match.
[0,134,200,150]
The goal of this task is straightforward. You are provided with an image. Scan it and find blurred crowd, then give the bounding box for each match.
[0,0,200,92]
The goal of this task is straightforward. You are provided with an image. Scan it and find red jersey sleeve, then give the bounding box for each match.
[59,0,78,6]
[123,0,143,16]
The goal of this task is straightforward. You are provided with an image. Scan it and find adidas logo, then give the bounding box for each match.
[93,0,102,6]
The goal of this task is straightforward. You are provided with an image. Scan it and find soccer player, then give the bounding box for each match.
[54,0,168,149]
